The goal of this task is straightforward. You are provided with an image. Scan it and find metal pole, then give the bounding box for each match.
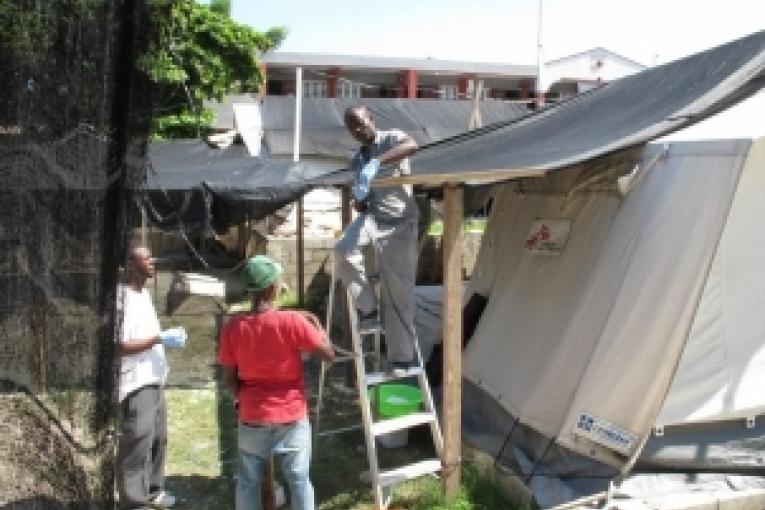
[293,67,302,161]
[294,67,305,306]
[535,0,546,108]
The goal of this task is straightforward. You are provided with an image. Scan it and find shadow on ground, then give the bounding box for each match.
[165,474,235,510]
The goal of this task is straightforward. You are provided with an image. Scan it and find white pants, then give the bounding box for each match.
[334,214,417,363]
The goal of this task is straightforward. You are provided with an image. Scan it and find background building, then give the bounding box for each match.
[261,48,645,103]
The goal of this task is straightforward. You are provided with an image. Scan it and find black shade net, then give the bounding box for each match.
[0,1,154,508]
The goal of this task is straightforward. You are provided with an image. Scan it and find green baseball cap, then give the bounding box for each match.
[243,255,282,291]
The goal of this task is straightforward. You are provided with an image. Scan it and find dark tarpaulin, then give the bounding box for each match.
[404,30,765,178]
[262,96,529,158]
[144,140,337,232]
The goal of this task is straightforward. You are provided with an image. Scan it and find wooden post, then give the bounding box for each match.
[442,183,463,499]
[340,187,355,387]
[140,204,148,246]
[261,456,276,510]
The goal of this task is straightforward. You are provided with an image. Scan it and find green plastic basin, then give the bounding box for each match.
[369,383,422,418]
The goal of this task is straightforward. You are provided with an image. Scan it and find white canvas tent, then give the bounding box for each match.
[655,138,765,427]
[412,137,765,507]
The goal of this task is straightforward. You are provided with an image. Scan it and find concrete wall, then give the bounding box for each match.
[144,231,484,301]
[263,236,334,296]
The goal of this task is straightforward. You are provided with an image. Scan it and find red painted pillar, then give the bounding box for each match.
[519,82,530,99]
[398,69,418,98]
[396,71,405,98]
[457,74,474,99]
[326,67,339,98]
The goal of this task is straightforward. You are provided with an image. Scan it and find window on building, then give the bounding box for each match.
[439,85,458,100]
[337,80,362,98]
[302,80,327,98]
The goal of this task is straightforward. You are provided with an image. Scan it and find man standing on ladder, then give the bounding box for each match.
[335,105,419,375]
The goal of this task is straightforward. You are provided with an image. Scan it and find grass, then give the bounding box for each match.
[161,297,516,510]
[427,219,487,236]
[163,373,517,510]
[164,386,237,509]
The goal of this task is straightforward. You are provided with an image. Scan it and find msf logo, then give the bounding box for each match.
[525,224,551,250]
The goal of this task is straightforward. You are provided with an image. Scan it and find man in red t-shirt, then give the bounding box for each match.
[218,255,334,510]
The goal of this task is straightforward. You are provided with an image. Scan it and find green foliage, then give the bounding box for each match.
[208,0,231,17]
[139,0,286,139]
[0,0,47,64]
[427,218,487,236]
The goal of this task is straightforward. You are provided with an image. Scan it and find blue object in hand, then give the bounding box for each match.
[353,158,380,201]
[159,327,187,348]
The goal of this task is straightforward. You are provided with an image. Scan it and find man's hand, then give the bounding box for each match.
[159,326,187,348]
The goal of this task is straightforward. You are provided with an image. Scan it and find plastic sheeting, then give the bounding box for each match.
[262,96,529,158]
[144,140,338,232]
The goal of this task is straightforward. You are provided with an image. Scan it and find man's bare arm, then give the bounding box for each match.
[377,135,417,166]
[221,365,238,400]
[300,311,335,363]
[119,336,159,356]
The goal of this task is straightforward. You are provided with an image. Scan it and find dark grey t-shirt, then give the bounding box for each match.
[351,129,418,224]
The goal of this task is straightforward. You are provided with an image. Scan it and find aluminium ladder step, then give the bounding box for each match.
[366,366,423,386]
[378,459,442,487]
[371,411,435,436]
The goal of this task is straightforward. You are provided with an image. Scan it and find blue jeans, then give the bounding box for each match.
[236,418,314,510]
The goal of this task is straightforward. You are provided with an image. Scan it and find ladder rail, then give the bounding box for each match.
[314,241,445,510]
[348,287,385,508]
[314,249,338,450]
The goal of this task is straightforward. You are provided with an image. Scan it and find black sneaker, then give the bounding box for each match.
[390,360,417,377]
[357,309,381,334]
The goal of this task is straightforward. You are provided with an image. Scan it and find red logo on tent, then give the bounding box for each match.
[525,224,551,249]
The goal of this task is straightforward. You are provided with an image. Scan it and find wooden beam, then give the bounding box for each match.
[340,186,355,387]
[261,456,276,510]
[442,183,463,499]
[372,167,545,188]
[140,206,147,246]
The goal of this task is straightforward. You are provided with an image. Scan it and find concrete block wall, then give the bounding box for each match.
[264,236,335,295]
[264,232,483,294]
[142,230,484,301]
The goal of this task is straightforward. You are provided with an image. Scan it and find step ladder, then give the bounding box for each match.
[315,255,444,510]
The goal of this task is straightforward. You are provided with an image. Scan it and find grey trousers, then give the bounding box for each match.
[116,384,167,510]
[335,214,417,363]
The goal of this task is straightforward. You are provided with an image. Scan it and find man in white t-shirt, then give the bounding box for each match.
[116,245,186,510]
